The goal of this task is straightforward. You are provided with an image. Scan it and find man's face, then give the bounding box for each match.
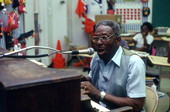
[91,25,120,60]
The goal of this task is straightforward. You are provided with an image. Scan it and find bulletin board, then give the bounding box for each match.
[152,0,170,27]
[115,3,142,24]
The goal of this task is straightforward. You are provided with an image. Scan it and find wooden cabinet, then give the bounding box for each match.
[0,48,81,112]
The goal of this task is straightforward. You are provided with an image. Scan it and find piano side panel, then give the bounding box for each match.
[1,79,81,112]
[0,47,81,112]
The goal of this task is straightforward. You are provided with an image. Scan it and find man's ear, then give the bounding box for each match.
[115,37,121,45]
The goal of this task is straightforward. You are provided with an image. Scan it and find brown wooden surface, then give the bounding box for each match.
[148,55,170,67]
[0,48,82,112]
[95,15,122,24]
[0,57,81,89]
[81,94,95,112]
[121,34,170,41]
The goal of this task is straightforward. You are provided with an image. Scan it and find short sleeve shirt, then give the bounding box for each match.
[133,33,154,48]
[89,47,146,100]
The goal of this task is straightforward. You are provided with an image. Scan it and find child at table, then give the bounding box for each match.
[128,22,154,52]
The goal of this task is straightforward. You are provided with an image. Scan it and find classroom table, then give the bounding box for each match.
[121,34,170,41]
[77,50,149,72]
[148,56,170,67]
[148,55,170,92]
[129,50,149,58]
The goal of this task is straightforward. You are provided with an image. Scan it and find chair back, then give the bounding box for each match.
[145,86,159,112]
[64,36,86,50]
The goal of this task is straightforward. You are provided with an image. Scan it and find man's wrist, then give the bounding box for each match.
[100,91,106,100]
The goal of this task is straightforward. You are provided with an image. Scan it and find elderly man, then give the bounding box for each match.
[81,20,146,112]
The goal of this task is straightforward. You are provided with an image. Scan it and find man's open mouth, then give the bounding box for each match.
[97,49,105,54]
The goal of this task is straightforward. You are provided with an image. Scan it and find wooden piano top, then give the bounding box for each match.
[0,48,81,90]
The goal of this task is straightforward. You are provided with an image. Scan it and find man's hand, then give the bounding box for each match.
[81,81,101,100]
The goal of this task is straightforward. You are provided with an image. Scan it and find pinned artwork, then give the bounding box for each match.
[12,0,20,9]
[75,0,104,34]
[107,0,115,14]
[141,0,148,3]
[4,0,12,5]
[115,3,142,24]
[18,0,26,14]
[4,11,19,32]
[142,7,150,17]
[0,0,5,10]
[83,0,102,21]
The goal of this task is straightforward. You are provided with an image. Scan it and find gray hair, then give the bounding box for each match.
[95,20,120,37]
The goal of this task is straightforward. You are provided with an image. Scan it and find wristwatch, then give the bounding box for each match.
[100,91,106,100]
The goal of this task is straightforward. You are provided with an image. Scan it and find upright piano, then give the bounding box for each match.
[0,47,81,112]
[0,48,132,112]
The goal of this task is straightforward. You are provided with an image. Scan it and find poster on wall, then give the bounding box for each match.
[115,3,142,24]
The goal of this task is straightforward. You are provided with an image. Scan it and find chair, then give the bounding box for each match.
[110,86,159,112]
[147,42,157,56]
[64,36,86,51]
[145,86,159,112]
[64,36,87,66]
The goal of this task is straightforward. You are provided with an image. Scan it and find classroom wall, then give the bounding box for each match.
[24,0,166,65]
[24,0,35,53]
[67,0,89,48]
[24,0,107,65]
[25,0,68,66]
[67,0,108,48]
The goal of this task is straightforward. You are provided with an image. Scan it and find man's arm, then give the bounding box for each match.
[81,81,144,112]
[103,93,144,112]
